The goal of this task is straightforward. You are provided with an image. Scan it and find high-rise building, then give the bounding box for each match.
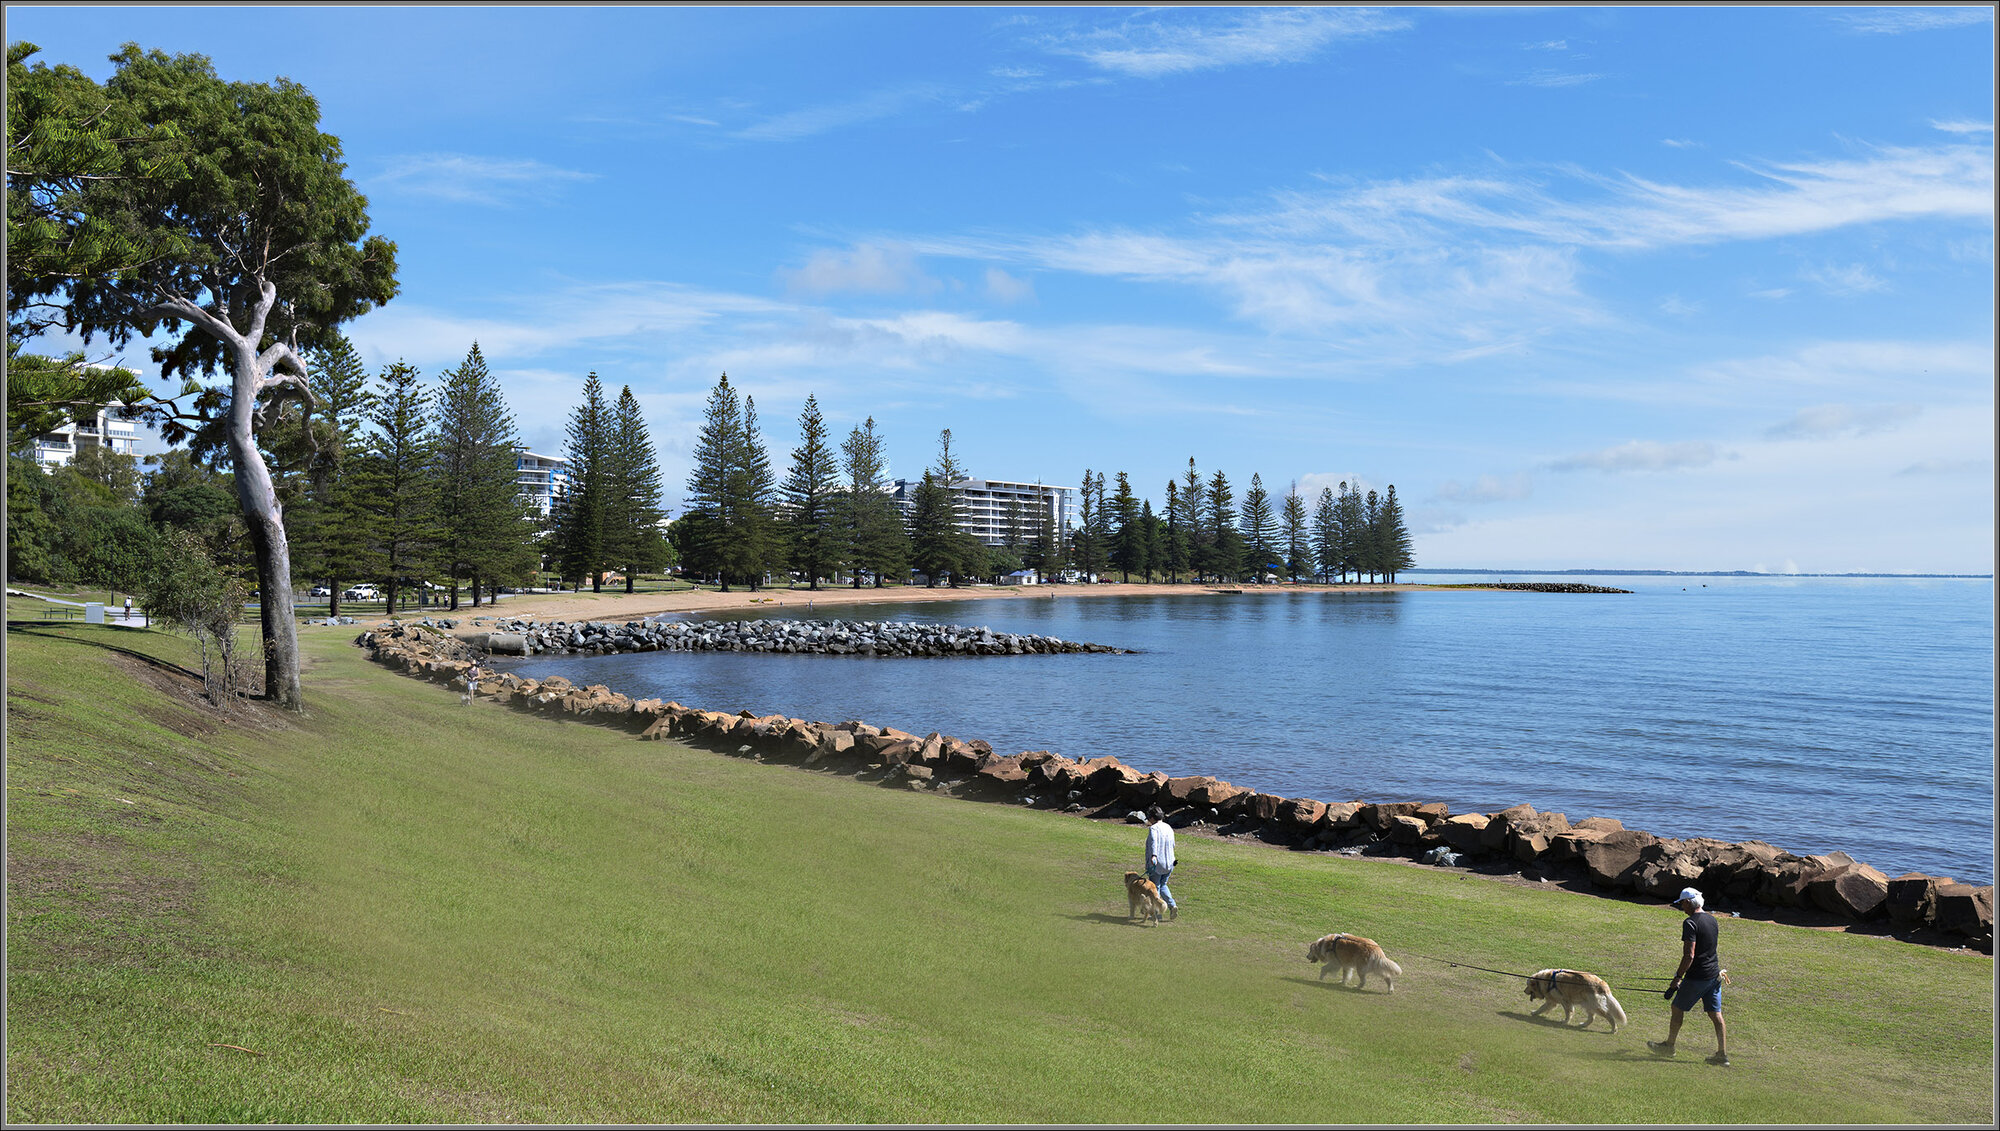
[888,476,1075,547]
[28,404,141,468]
[515,450,571,517]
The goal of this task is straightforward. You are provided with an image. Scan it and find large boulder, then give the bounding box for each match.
[1385,814,1430,845]
[1933,883,1994,946]
[1322,802,1365,829]
[1191,779,1248,810]
[1884,873,1952,927]
[1809,861,1891,920]
[1439,814,1491,854]
[1275,799,1328,838]
[1582,829,1657,890]
[1506,811,1572,863]
[1242,792,1286,822]
[1359,802,1424,831]
[1480,803,1538,850]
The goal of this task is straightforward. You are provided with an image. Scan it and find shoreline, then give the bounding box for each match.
[355,579,1446,627]
[359,622,1995,951]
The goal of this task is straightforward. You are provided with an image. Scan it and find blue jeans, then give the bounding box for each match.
[1146,864,1176,908]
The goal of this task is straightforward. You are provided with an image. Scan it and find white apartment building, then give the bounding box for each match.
[29,404,141,469]
[516,450,571,517]
[888,476,1076,548]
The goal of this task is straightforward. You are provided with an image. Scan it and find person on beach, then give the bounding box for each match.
[1649,886,1729,1066]
[1144,805,1178,920]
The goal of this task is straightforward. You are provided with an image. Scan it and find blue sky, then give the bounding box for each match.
[11,5,1994,572]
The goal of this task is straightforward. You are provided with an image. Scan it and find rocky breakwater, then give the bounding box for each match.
[1475,582,1633,594]
[357,622,1990,953]
[460,616,1131,658]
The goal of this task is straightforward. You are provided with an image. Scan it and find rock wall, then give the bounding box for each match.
[358,622,1991,953]
[399,615,1130,658]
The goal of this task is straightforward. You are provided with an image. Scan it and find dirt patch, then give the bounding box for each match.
[111,650,299,740]
[5,830,212,965]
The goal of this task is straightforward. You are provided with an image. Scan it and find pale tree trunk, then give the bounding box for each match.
[226,336,304,710]
[158,279,312,712]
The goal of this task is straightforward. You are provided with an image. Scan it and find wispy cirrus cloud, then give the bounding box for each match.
[1432,473,1533,504]
[1255,142,1992,251]
[734,84,948,142]
[1508,69,1604,88]
[1546,440,1724,473]
[1801,262,1888,296]
[1931,118,1993,134]
[1833,7,1993,34]
[780,242,940,297]
[370,153,596,206]
[1765,403,1921,441]
[1043,6,1408,77]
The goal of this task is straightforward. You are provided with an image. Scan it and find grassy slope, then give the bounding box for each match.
[5,621,1993,1124]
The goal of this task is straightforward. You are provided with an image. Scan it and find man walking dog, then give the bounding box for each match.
[1143,805,1178,920]
[1649,886,1729,1066]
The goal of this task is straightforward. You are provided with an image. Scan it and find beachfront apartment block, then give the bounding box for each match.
[28,403,142,469]
[516,450,571,517]
[888,477,1077,547]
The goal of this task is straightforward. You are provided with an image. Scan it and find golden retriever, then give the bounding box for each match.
[1524,968,1628,1032]
[1306,932,1401,992]
[1125,871,1169,924]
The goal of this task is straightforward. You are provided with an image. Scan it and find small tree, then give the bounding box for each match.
[141,526,249,705]
[603,384,668,593]
[552,373,610,590]
[1311,486,1339,583]
[1281,482,1310,583]
[1240,472,1276,580]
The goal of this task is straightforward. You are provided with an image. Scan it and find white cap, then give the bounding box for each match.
[1675,887,1704,909]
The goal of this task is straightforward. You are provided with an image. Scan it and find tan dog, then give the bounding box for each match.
[1125,871,1169,923]
[1306,932,1402,992]
[1524,968,1628,1032]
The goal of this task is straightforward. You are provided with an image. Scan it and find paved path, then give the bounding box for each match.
[7,589,150,628]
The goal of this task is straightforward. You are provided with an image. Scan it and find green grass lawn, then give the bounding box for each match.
[6,621,1993,1124]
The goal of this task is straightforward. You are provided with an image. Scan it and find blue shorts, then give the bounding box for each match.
[1672,976,1722,1013]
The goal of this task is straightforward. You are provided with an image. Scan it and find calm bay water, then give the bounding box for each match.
[503,576,1995,885]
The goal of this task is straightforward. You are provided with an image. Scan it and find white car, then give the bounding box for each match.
[342,584,380,601]
[310,585,332,597]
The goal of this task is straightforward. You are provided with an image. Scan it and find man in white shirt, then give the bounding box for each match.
[1144,805,1178,920]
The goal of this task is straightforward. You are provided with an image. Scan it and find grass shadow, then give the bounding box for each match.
[1066,912,1162,927]
[7,621,204,682]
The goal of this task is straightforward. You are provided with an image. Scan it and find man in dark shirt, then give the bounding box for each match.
[1648,886,1730,1066]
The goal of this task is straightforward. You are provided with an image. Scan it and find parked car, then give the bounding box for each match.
[310,585,332,597]
[342,584,380,601]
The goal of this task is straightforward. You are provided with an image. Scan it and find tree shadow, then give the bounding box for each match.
[7,621,203,681]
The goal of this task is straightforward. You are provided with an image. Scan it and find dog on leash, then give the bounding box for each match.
[1306,932,1402,992]
[1524,968,1628,1032]
[1124,871,1169,924]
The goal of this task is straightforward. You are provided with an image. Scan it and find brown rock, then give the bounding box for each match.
[1439,814,1491,853]
[1244,792,1285,822]
[1386,814,1429,845]
[1276,798,1328,831]
[1884,873,1951,926]
[1322,802,1365,828]
[1481,803,1538,849]
[1191,779,1248,809]
[1810,863,1891,919]
[1360,801,1423,830]
[1582,829,1658,889]
[1934,883,1994,943]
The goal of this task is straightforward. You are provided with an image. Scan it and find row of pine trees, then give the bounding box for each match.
[653,374,1415,591]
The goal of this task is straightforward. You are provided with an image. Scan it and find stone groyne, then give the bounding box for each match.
[359,621,1992,953]
[1472,582,1633,594]
[409,615,1131,658]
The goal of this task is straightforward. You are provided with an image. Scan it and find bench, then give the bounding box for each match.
[39,607,83,620]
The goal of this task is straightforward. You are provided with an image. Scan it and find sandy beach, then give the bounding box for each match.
[379,579,1430,625]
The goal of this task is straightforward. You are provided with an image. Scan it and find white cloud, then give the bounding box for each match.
[734,85,945,142]
[781,243,939,297]
[1931,118,1993,134]
[1801,262,1888,296]
[1547,440,1723,473]
[1526,39,1569,51]
[1256,141,1992,251]
[1432,473,1533,504]
[1661,138,1704,149]
[1659,294,1701,315]
[1749,287,1793,300]
[1046,7,1408,77]
[1507,70,1604,88]
[984,267,1036,304]
[1897,457,1991,475]
[1834,8,1993,34]
[370,154,596,206]
[1764,403,1921,440]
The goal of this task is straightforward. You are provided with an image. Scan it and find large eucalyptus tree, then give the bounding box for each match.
[14,44,398,709]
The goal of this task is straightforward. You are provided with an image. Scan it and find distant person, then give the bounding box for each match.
[1648,887,1729,1066]
[123,596,132,620]
[461,663,483,707]
[1144,805,1178,920]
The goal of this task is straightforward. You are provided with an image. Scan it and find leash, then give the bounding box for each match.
[1402,952,1700,996]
